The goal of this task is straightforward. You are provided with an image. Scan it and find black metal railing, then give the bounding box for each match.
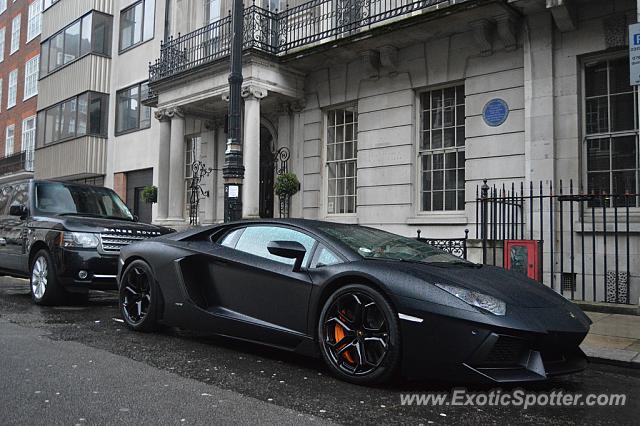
[0,151,33,176]
[474,179,639,305]
[149,0,453,82]
[416,229,469,260]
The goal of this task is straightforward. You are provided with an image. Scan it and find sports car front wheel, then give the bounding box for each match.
[318,284,401,385]
[119,260,159,332]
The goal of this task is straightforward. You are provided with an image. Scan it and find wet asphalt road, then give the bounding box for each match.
[0,277,638,425]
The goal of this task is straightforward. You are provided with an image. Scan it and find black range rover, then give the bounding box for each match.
[0,180,173,305]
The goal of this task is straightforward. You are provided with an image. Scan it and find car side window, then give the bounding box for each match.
[311,244,342,268]
[234,226,316,266]
[220,228,243,248]
[9,183,29,209]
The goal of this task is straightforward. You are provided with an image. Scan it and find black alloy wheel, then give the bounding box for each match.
[319,284,400,384]
[119,260,158,331]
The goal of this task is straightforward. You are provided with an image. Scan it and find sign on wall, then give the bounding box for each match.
[629,23,640,86]
[482,99,509,127]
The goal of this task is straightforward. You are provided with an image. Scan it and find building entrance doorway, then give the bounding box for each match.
[259,125,275,218]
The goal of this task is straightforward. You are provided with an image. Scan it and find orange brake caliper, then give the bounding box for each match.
[334,323,355,364]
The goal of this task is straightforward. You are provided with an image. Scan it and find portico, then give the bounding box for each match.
[149,55,305,226]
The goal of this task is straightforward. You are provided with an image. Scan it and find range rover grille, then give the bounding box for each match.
[100,232,157,254]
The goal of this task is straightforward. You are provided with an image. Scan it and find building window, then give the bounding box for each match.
[119,0,155,52]
[43,0,59,11]
[40,11,112,76]
[0,0,6,15]
[0,78,3,112]
[7,69,17,108]
[326,105,357,214]
[420,85,465,211]
[37,91,108,145]
[116,81,151,134]
[584,56,639,201]
[24,55,39,99]
[22,116,36,171]
[4,124,14,157]
[27,0,41,42]
[204,0,220,24]
[0,27,5,62]
[10,14,20,54]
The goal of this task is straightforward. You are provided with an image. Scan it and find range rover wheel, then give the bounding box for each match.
[318,284,401,385]
[30,249,64,306]
[119,260,159,332]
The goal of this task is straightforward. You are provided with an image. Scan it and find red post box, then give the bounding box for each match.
[503,240,542,282]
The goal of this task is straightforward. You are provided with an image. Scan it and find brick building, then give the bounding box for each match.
[0,0,41,184]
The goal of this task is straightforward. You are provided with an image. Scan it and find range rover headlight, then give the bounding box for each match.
[63,232,100,249]
[435,283,506,316]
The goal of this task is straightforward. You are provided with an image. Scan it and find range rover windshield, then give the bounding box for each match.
[34,182,134,221]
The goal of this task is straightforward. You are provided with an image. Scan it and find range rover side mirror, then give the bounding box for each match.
[267,240,307,272]
[9,204,28,218]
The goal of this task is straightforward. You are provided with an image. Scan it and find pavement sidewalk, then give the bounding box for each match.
[579,309,640,369]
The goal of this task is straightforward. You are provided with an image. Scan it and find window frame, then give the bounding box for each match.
[7,68,18,109]
[323,103,358,217]
[4,124,15,157]
[10,13,20,55]
[21,115,36,171]
[0,0,6,15]
[0,27,5,62]
[23,54,39,100]
[37,91,109,146]
[42,0,60,11]
[39,11,112,78]
[118,0,155,53]
[581,52,639,203]
[115,81,152,135]
[26,0,41,42]
[417,83,466,214]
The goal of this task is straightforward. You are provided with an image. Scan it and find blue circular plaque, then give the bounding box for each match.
[482,98,509,127]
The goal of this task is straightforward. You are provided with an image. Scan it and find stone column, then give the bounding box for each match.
[155,110,172,221]
[241,86,267,219]
[167,107,186,222]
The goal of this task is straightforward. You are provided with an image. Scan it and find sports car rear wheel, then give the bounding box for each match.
[119,260,159,332]
[318,284,400,385]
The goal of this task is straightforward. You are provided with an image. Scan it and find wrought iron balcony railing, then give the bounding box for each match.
[149,0,453,82]
[0,150,34,177]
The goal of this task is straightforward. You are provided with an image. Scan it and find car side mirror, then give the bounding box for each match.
[9,204,27,218]
[267,240,307,272]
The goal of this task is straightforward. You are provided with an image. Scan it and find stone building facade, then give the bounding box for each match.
[32,0,640,303]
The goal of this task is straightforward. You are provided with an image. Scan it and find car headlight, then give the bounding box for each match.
[63,232,100,249]
[435,283,506,316]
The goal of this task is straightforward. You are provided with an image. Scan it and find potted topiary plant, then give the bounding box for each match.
[274,172,300,218]
[141,185,158,204]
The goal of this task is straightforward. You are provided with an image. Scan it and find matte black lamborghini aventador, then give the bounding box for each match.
[117,219,591,385]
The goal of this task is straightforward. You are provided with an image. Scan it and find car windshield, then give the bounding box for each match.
[34,182,134,221]
[316,223,466,264]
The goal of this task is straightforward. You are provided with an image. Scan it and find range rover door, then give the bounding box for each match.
[3,183,29,272]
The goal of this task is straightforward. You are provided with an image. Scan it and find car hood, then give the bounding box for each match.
[397,262,568,308]
[44,215,173,235]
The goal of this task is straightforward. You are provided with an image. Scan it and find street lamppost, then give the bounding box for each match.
[223,0,245,222]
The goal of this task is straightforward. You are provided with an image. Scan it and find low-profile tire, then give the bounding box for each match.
[30,249,65,306]
[119,260,159,332]
[318,284,401,385]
